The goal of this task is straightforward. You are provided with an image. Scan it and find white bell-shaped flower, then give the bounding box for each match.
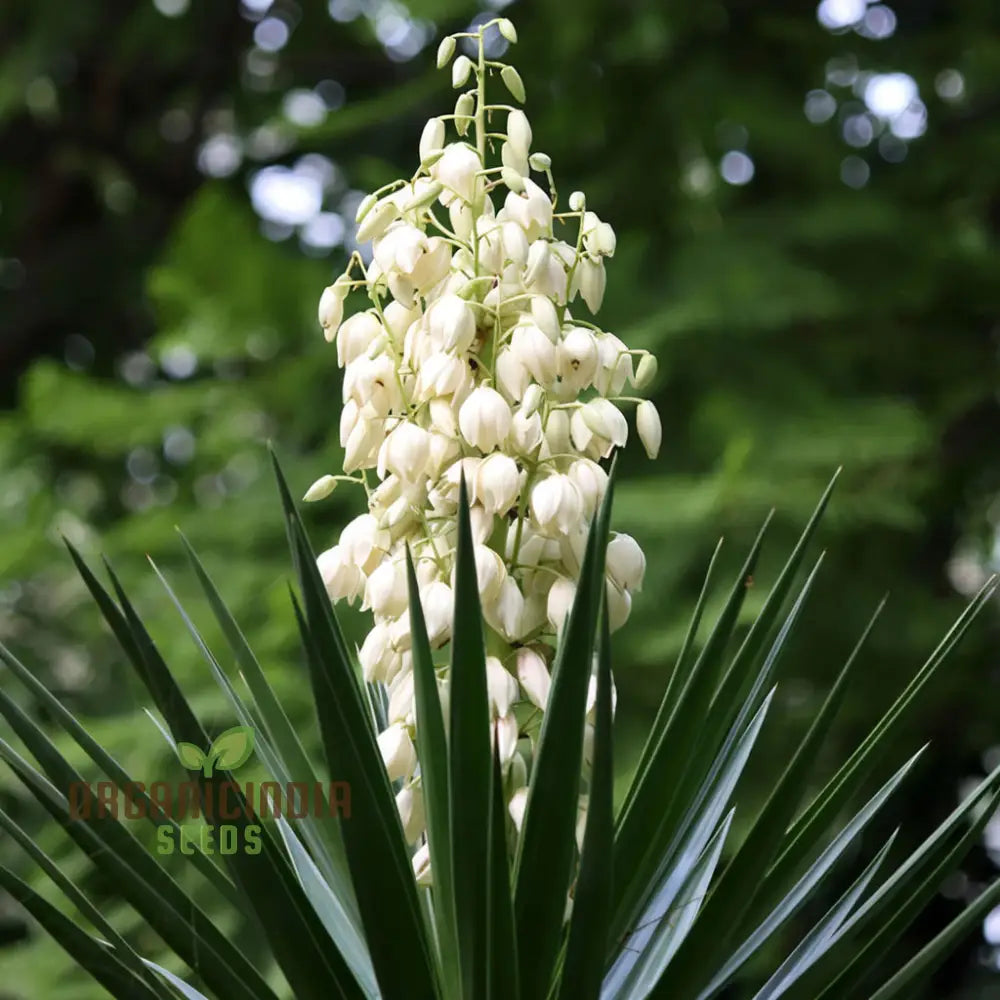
[431,143,482,205]
[317,546,365,605]
[485,575,526,641]
[336,311,383,368]
[458,386,513,452]
[556,327,599,395]
[377,723,418,781]
[606,533,646,592]
[475,453,520,514]
[358,622,394,682]
[486,656,519,717]
[339,514,391,575]
[509,323,557,387]
[501,177,552,240]
[377,422,432,483]
[546,576,577,633]
[516,646,551,709]
[567,458,608,517]
[509,409,543,456]
[420,580,454,646]
[395,783,425,844]
[364,559,408,617]
[426,293,476,353]
[530,474,584,535]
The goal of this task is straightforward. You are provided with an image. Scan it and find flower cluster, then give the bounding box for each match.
[310,18,660,873]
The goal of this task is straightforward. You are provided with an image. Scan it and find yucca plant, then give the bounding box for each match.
[2,15,1000,1000]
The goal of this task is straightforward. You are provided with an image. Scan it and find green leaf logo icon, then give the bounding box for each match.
[209,726,255,774]
[175,726,255,777]
[176,742,206,771]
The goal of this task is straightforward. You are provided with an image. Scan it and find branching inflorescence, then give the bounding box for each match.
[308,18,660,876]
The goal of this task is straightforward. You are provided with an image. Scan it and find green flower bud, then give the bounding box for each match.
[528,151,551,170]
[303,475,338,502]
[452,55,473,88]
[436,36,456,68]
[500,65,526,103]
[454,92,475,135]
[354,192,377,223]
[402,182,444,213]
[497,18,517,43]
[633,353,658,390]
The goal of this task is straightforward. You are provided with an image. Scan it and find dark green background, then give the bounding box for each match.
[2,0,999,995]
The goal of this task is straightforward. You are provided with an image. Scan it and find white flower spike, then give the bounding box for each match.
[313,15,658,844]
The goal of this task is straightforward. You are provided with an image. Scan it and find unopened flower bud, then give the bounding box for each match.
[497,18,517,42]
[377,723,417,781]
[633,353,658,389]
[303,474,338,502]
[500,65,526,103]
[436,35,456,68]
[501,141,529,178]
[636,400,662,460]
[452,55,473,88]
[402,181,443,213]
[355,192,377,223]
[572,255,607,313]
[506,110,532,159]
[569,190,586,211]
[528,152,551,170]
[419,118,446,163]
[356,198,399,243]
[454,93,474,135]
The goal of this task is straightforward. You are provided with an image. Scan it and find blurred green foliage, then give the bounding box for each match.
[2,0,1000,996]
